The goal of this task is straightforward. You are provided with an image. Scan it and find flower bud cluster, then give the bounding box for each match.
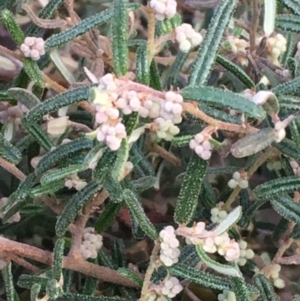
[20,37,45,61]
[290,160,300,176]
[175,23,203,52]
[218,290,237,301]
[159,226,181,267]
[65,173,87,191]
[210,204,228,224]
[236,240,255,266]
[189,133,213,160]
[266,160,282,171]
[80,227,103,260]
[265,33,287,65]
[149,0,177,21]
[97,122,127,151]
[0,197,20,224]
[177,223,240,262]
[227,36,249,54]
[148,277,183,300]
[228,172,249,189]
[269,264,285,289]
[91,73,184,147]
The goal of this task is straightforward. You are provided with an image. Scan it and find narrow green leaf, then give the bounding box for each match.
[136,44,150,85]
[29,180,65,197]
[131,176,156,192]
[270,195,300,223]
[36,137,93,175]
[254,176,300,199]
[0,133,22,164]
[272,75,300,96]
[172,135,194,147]
[40,165,85,185]
[231,129,275,158]
[55,181,102,236]
[123,188,158,240]
[149,59,162,90]
[117,268,143,288]
[17,275,48,289]
[281,32,295,67]
[46,279,62,299]
[231,277,252,301]
[22,118,53,151]
[272,138,300,160]
[112,239,126,268]
[0,9,25,44]
[53,238,65,281]
[278,0,300,15]
[175,154,207,224]
[2,263,15,301]
[22,58,44,87]
[254,274,280,301]
[45,4,139,49]
[30,284,41,301]
[169,263,231,291]
[93,149,117,181]
[279,95,300,113]
[181,86,266,120]
[56,294,126,301]
[188,0,238,85]
[83,274,98,296]
[216,55,255,88]
[276,14,300,32]
[95,202,124,232]
[111,139,129,180]
[290,119,300,150]
[103,175,123,203]
[196,245,241,277]
[111,0,129,76]
[7,88,41,109]
[27,86,92,122]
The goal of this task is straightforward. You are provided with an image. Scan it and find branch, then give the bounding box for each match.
[0,237,136,287]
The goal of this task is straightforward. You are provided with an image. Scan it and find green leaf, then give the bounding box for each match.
[279,95,300,113]
[103,175,123,203]
[213,206,242,236]
[216,55,255,88]
[166,51,189,88]
[30,284,41,301]
[169,263,231,291]
[131,176,156,192]
[254,274,280,301]
[40,165,85,185]
[27,86,92,122]
[254,176,300,199]
[270,195,300,223]
[8,88,41,109]
[45,4,139,49]
[149,60,162,90]
[123,188,158,240]
[281,32,295,67]
[22,58,44,87]
[0,0,15,11]
[0,9,25,44]
[29,180,65,197]
[272,138,300,160]
[17,275,48,289]
[53,238,65,281]
[188,0,238,85]
[276,14,300,32]
[56,294,126,301]
[112,239,126,268]
[172,135,194,147]
[196,245,241,277]
[2,263,15,301]
[231,128,275,158]
[290,119,300,150]
[181,86,266,120]
[278,0,300,15]
[111,0,129,76]
[174,154,208,224]
[36,137,93,175]
[95,202,124,232]
[272,75,300,96]
[0,133,22,164]
[22,118,53,151]
[117,268,143,288]
[93,149,117,181]
[55,181,102,236]
[136,44,150,85]
[111,139,129,180]
[231,277,252,301]
[46,279,63,299]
